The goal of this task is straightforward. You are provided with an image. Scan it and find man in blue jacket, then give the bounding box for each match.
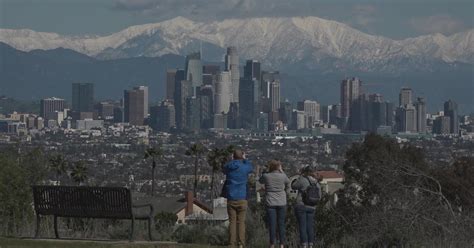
[223,149,253,247]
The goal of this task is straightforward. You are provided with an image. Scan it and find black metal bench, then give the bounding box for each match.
[32,185,153,241]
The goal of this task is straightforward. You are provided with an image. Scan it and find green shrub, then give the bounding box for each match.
[0,148,35,236]
[172,223,227,245]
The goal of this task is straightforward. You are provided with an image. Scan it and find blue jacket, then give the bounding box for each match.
[223,159,253,201]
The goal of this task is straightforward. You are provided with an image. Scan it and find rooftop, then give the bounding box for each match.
[318,170,344,179]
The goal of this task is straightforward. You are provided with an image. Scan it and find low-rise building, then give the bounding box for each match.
[135,192,212,224]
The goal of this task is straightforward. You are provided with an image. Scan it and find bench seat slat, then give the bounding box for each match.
[33,186,133,219]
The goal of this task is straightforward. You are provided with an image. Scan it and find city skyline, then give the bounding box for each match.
[0,0,471,131]
[3,46,462,137]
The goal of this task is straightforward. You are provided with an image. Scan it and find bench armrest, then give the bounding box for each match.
[132,203,154,216]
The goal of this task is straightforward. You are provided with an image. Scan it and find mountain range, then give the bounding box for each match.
[0,42,184,104]
[0,16,473,112]
[1,16,473,73]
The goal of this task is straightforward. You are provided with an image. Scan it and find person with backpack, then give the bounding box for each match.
[291,166,322,248]
[223,149,253,248]
[259,160,290,248]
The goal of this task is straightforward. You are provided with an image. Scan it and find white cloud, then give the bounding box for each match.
[410,14,466,35]
[112,0,320,20]
[114,0,157,11]
[353,5,376,26]
[353,4,376,15]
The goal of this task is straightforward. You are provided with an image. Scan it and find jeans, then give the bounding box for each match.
[266,205,287,245]
[294,204,315,245]
[227,200,248,247]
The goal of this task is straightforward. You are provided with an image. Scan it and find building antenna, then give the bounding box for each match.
[200,40,203,60]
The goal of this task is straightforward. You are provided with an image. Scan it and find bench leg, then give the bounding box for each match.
[54,216,59,239]
[34,215,40,238]
[148,217,152,241]
[129,216,135,242]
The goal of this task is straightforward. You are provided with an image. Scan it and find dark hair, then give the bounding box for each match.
[302,165,316,176]
[233,149,244,160]
[268,160,281,172]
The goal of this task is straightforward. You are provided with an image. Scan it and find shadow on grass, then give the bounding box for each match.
[0,237,220,248]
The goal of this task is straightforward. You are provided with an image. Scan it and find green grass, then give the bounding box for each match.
[0,237,219,248]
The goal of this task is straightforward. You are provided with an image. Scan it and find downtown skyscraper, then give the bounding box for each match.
[214,71,232,114]
[415,97,427,133]
[134,86,148,118]
[40,97,65,120]
[124,88,145,126]
[240,61,261,129]
[399,87,413,106]
[244,60,261,82]
[444,100,459,134]
[174,78,193,130]
[185,52,202,96]
[269,80,281,123]
[150,100,175,132]
[397,104,417,132]
[395,87,426,133]
[199,85,214,129]
[297,100,320,128]
[166,69,177,101]
[72,83,94,113]
[225,47,240,103]
[340,77,361,119]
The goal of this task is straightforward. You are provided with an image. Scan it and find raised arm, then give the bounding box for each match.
[258,173,266,184]
[284,174,290,190]
[291,176,306,191]
[245,160,254,175]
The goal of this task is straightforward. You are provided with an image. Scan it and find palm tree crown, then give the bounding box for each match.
[144,146,163,196]
[206,145,235,201]
[70,161,88,185]
[186,143,206,197]
[144,147,163,165]
[49,154,67,183]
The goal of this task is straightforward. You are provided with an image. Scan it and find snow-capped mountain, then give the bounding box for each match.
[1,16,473,72]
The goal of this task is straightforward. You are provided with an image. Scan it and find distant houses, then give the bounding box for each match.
[134,191,228,224]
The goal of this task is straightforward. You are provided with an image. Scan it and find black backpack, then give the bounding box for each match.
[302,177,320,206]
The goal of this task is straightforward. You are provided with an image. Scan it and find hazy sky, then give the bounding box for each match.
[0,0,472,39]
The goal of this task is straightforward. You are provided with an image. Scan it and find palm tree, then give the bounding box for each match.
[70,161,88,186]
[144,146,163,197]
[185,143,206,197]
[49,154,67,184]
[207,145,235,202]
[207,148,222,202]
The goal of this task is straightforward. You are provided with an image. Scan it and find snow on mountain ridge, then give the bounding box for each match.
[1,16,472,71]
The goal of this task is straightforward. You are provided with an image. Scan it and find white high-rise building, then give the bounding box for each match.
[297,100,321,128]
[415,97,426,133]
[214,71,232,114]
[399,87,413,107]
[225,47,240,103]
[292,110,306,130]
[269,80,280,112]
[40,97,65,120]
[400,104,417,133]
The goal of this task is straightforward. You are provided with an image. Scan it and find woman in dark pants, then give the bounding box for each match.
[291,166,321,248]
[259,160,290,248]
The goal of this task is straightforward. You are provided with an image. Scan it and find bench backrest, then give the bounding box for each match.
[32,185,132,219]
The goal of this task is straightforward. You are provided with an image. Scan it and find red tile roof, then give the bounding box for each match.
[318,170,344,179]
